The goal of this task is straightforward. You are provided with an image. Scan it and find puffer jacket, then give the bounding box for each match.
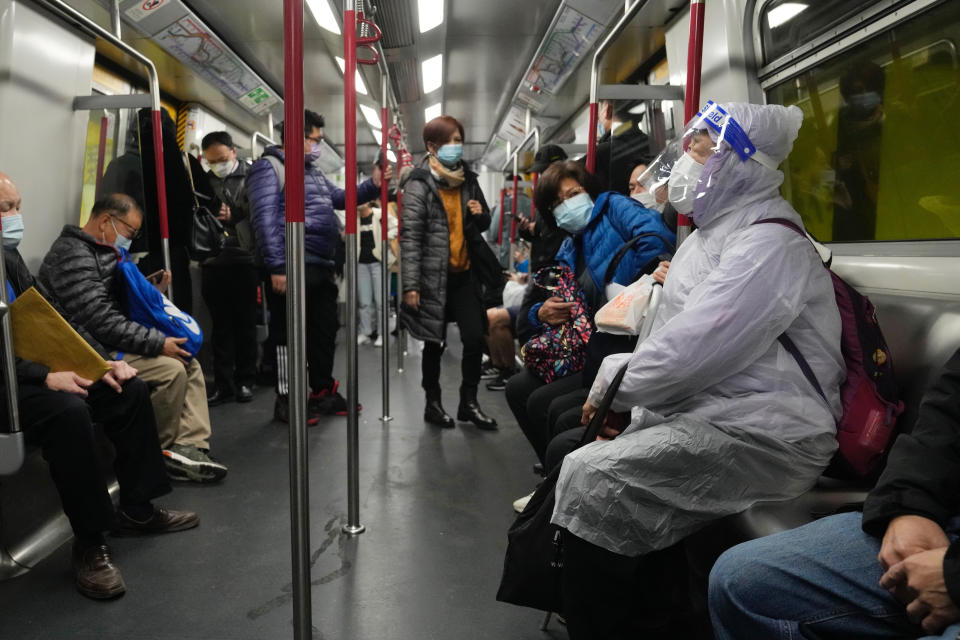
[399,157,492,343]
[38,225,166,357]
[554,192,675,289]
[246,145,379,273]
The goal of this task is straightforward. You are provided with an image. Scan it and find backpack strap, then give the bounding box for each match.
[751,218,832,267]
[264,154,285,192]
[579,362,630,445]
[603,232,676,284]
[752,219,830,403]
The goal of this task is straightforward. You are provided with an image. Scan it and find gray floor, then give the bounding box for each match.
[0,331,565,640]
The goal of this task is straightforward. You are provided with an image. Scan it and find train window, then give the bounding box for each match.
[760,0,877,65]
[766,0,960,242]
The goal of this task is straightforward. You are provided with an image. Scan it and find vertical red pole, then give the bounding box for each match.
[497,187,505,244]
[344,9,358,236]
[530,172,538,221]
[510,174,518,242]
[151,111,171,264]
[586,102,599,174]
[678,0,705,245]
[95,116,108,196]
[381,107,389,242]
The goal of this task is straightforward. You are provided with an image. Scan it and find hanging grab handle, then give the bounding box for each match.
[356,12,381,65]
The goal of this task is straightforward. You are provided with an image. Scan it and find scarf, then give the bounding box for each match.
[429,156,465,189]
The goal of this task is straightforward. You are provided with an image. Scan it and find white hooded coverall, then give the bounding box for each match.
[551,103,845,557]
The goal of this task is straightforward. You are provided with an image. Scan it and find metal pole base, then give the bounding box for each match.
[341,523,366,536]
[379,415,394,422]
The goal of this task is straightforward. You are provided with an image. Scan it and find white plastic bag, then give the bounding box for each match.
[595,274,655,335]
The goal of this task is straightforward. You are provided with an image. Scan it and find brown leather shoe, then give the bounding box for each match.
[72,542,126,600]
[113,507,199,536]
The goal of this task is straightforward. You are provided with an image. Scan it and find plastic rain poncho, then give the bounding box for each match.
[551,102,845,557]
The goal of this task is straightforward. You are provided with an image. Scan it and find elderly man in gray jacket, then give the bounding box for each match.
[39,193,227,484]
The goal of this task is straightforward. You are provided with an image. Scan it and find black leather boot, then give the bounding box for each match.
[457,390,498,430]
[424,399,454,428]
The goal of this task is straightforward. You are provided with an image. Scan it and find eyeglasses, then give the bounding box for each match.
[554,185,585,209]
[111,215,141,240]
[305,134,324,145]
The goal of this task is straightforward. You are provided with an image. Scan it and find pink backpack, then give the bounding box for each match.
[755,219,905,478]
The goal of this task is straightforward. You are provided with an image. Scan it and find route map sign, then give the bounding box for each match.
[118,0,279,116]
[525,6,601,99]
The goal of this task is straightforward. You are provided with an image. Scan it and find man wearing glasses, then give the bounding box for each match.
[246,109,390,424]
[39,194,227,484]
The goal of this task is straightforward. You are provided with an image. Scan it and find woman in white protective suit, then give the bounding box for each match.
[549,102,846,638]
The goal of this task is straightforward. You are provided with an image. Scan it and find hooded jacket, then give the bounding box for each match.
[399,157,491,343]
[246,145,379,273]
[39,226,167,357]
[588,103,845,445]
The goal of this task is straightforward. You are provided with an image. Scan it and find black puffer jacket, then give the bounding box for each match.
[39,226,166,357]
[205,161,255,266]
[399,158,492,343]
[862,347,960,602]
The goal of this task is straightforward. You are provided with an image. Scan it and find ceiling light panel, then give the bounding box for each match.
[360,104,382,129]
[424,102,442,122]
[418,0,443,33]
[335,56,368,95]
[767,3,808,29]
[421,54,443,94]
[306,0,341,34]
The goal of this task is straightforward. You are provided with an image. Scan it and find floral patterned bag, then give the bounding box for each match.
[521,265,594,383]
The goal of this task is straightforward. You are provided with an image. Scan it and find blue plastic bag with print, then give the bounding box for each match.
[114,248,203,360]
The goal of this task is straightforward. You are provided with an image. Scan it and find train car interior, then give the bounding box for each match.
[1,0,959,638]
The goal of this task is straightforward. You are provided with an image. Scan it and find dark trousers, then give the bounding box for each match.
[562,530,689,639]
[201,263,259,393]
[421,271,485,401]
[5,378,171,538]
[504,370,584,464]
[266,264,339,393]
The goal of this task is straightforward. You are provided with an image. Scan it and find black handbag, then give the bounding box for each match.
[183,152,228,260]
[496,363,629,612]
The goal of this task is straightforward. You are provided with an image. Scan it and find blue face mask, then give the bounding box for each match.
[110,219,133,251]
[2,213,24,249]
[847,91,882,115]
[436,143,462,167]
[597,120,607,138]
[553,192,594,233]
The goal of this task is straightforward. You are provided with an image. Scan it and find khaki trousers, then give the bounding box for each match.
[119,353,212,450]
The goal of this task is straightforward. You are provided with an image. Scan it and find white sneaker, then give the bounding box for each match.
[357,334,371,345]
[513,491,536,513]
[373,335,383,347]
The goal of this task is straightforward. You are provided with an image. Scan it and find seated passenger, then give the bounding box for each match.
[0,172,197,599]
[505,160,675,470]
[710,347,960,640]
[550,103,845,639]
[38,194,227,483]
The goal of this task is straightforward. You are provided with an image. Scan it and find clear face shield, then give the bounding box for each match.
[631,140,682,213]
[667,101,781,216]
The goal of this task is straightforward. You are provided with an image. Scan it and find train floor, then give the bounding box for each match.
[0,330,564,640]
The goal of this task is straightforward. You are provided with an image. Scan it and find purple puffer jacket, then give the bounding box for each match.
[247,145,379,273]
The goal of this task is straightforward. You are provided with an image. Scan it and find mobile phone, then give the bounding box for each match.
[146,270,164,284]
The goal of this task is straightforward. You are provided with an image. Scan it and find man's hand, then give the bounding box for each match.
[152,270,172,294]
[879,515,950,571]
[404,291,420,311]
[45,371,93,397]
[101,360,138,393]
[373,163,394,187]
[217,203,232,222]
[880,547,960,634]
[537,297,574,326]
[467,199,483,216]
[652,261,671,285]
[162,337,192,365]
[597,411,630,441]
[271,274,287,295]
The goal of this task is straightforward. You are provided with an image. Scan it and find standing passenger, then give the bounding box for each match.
[356,196,397,347]
[200,131,257,406]
[246,109,390,423]
[400,115,497,430]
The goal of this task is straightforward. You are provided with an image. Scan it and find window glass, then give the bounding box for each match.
[760,0,877,65]
[767,1,960,242]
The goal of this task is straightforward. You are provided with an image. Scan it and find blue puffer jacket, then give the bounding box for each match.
[247,146,380,273]
[555,192,676,287]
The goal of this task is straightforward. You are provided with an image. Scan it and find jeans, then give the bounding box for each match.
[357,261,382,337]
[709,511,960,639]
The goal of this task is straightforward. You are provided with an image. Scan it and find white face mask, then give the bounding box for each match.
[210,159,237,178]
[631,191,663,212]
[667,152,704,214]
